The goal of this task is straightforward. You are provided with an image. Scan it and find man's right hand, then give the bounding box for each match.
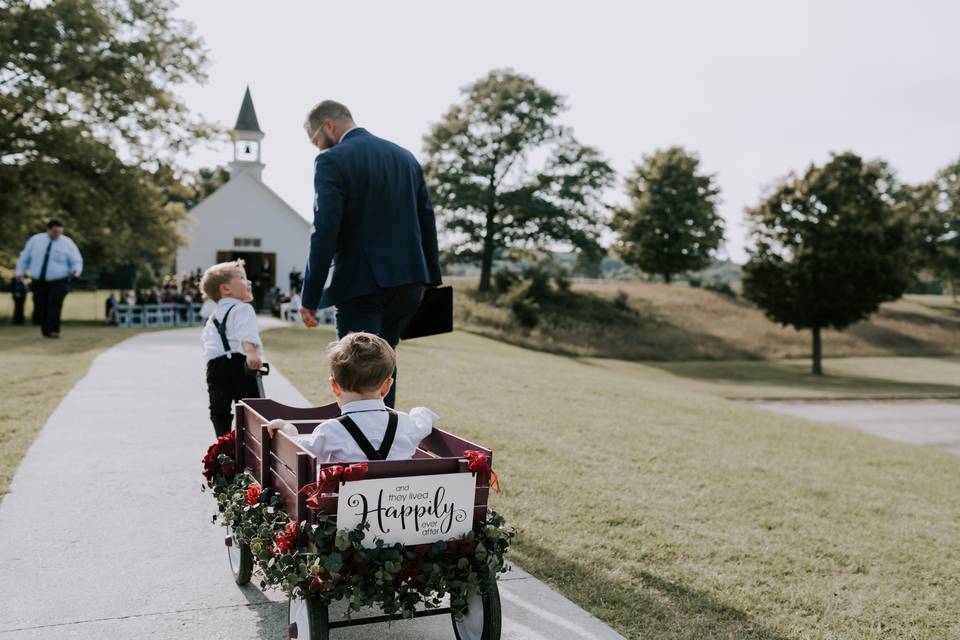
[300,307,319,328]
[420,283,439,302]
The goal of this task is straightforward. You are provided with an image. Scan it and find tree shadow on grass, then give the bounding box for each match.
[647,360,960,397]
[517,540,790,640]
[845,321,952,356]
[877,308,960,329]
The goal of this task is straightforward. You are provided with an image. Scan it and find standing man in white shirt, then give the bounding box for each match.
[15,219,84,338]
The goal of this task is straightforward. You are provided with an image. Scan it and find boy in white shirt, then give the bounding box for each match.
[268,332,437,462]
[200,260,264,437]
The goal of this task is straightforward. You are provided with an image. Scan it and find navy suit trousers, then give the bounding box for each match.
[334,282,423,409]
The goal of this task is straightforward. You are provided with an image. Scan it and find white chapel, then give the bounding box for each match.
[176,87,310,308]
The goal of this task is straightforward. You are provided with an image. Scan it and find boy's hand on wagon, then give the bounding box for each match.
[245,353,262,371]
[266,419,295,439]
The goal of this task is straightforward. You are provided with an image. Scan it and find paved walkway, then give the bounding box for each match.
[0,322,623,640]
[756,399,960,455]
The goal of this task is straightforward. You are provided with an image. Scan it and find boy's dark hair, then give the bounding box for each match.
[326,332,396,392]
[47,219,63,229]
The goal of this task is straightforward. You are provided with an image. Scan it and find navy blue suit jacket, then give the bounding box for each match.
[301,128,443,309]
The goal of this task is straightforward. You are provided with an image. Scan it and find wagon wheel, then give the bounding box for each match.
[287,595,329,640]
[225,526,252,586]
[452,580,502,640]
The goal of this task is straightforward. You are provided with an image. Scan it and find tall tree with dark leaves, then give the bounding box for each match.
[742,152,912,374]
[0,0,215,270]
[423,69,614,292]
[904,158,960,298]
[612,146,724,283]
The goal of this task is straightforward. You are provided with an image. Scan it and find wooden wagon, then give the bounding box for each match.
[225,398,501,640]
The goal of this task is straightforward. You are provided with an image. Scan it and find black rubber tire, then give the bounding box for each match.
[452,581,502,640]
[288,595,330,640]
[226,529,253,586]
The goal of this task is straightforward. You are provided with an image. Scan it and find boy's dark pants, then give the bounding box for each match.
[206,355,262,438]
[334,282,423,409]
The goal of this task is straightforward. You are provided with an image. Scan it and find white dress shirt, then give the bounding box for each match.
[15,233,83,281]
[284,398,437,463]
[200,297,261,362]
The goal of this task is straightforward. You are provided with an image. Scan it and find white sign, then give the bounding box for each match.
[336,472,475,548]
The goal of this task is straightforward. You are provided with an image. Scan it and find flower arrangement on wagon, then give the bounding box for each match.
[203,445,515,620]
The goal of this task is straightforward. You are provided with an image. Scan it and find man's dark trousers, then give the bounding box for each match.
[206,355,263,438]
[32,278,69,336]
[334,282,423,409]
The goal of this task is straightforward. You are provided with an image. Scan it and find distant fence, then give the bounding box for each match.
[111,303,204,328]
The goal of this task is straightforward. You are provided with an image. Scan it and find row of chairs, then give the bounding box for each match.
[111,303,205,328]
[279,303,335,325]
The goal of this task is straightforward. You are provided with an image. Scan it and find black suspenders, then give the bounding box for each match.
[211,305,236,357]
[336,411,398,461]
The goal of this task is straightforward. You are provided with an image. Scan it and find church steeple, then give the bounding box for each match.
[229,86,265,181]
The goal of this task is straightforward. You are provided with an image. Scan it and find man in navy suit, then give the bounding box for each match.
[300,100,442,408]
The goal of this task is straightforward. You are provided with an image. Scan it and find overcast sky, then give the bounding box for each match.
[172,0,960,263]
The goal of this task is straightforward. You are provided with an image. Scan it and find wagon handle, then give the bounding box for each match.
[244,361,270,376]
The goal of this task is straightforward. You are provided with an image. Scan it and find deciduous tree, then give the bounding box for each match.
[612,146,724,283]
[0,0,214,270]
[423,69,613,292]
[742,152,911,374]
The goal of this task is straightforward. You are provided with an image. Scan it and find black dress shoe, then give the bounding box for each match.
[47,332,59,338]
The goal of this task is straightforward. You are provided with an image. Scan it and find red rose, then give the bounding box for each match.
[245,482,261,506]
[202,432,238,483]
[272,520,299,556]
[445,538,477,557]
[399,560,423,581]
[309,574,336,593]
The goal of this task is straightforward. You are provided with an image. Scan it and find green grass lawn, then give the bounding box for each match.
[267,326,960,640]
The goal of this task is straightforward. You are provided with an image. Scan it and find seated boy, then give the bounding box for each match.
[268,332,437,462]
[200,260,264,437]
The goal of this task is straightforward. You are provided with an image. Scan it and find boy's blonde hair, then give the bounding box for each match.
[326,332,396,392]
[201,259,245,302]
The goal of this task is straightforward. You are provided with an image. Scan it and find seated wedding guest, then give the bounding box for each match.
[281,290,302,322]
[267,332,437,462]
[201,259,264,438]
[105,292,117,324]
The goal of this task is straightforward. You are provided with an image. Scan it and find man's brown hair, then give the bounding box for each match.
[304,100,353,134]
[325,332,396,392]
[201,259,245,302]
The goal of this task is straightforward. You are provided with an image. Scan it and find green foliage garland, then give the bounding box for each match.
[208,471,514,619]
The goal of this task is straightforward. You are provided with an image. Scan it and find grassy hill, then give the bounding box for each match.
[452,278,960,362]
[267,326,960,640]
